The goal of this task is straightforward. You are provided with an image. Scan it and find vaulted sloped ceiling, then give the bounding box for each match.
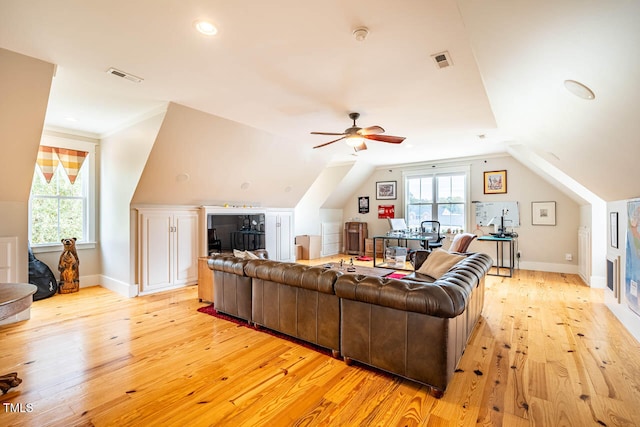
[0,48,54,202]
[1,1,639,203]
[458,0,640,201]
[132,103,334,207]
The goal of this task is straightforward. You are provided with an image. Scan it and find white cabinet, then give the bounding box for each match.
[265,211,294,262]
[138,208,199,294]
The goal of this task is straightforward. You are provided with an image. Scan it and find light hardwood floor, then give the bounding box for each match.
[1,257,640,426]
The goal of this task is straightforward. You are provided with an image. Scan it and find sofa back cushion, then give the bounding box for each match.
[416,249,465,280]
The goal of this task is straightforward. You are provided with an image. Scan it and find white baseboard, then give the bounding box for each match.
[79,274,101,288]
[605,299,640,343]
[590,274,606,289]
[518,261,579,275]
[99,275,139,298]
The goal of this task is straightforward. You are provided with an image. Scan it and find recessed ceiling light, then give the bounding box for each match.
[194,19,218,36]
[564,80,595,100]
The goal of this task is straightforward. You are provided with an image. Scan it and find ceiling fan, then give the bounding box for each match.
[311,112,406,152]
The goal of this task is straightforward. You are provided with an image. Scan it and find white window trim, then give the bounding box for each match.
[402,165,471,231]
[30,132,97,253]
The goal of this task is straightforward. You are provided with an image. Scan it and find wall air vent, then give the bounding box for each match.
[106,67,143,83]
[431,51,453,69]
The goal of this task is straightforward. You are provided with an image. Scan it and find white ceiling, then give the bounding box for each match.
[1,0,639,200]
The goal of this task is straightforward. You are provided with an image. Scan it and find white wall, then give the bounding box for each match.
[605,200,640,342]
[100,112,165,296]
[341,155,581,273]
[295,164,353,236]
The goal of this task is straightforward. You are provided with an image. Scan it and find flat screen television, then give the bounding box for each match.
[207,214,265,254]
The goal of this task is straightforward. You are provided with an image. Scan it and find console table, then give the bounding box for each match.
[372,233,439,270]
[478,235,515,277]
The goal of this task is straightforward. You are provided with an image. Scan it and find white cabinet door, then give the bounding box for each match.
[139,208,199,293]
[140,211,173,292]
[174,211,199,285]
[265,211,294,262]
[278,212,293,262]
[265,213,278,259]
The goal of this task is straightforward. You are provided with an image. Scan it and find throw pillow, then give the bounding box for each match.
[416,248,465,279]
[244,250,260,259]
[233,249,247,259]
[449,233,477,253]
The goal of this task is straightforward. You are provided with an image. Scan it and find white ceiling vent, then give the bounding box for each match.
[431,51,453,69]
[106,67,143,83]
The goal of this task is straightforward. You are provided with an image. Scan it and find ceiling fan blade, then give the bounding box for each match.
[363,134,406,144]
[353,141,367,152]
[358,126,385,135]
[313,136,346,149]
[311,131,346,136]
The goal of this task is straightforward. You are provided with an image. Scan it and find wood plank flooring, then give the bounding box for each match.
[1,259,640,426]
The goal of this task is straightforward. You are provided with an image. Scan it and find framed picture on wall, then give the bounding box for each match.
[532,201,556,225]
[376,181,397,200]
[483,170,507,194]
[358,196,370,214]
[378,205,395,219]
[610,212,619,248]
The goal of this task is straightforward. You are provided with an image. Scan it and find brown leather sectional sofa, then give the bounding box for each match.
[207,251,492,396]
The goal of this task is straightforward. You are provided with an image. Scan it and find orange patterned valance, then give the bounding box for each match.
[36,146,88,184]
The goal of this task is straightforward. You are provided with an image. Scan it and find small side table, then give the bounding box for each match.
[0,283,37,325]
[478,235,515,277]
[198,257,214,303]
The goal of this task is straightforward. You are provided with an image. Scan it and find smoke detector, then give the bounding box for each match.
[353,27,369,42]
[106,67,144,83]
[431,51,453,69]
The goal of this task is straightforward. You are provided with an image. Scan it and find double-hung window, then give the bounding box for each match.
[28,133,96,250]
[404,167,469,232]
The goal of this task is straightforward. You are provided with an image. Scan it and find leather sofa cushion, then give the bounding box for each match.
[407,251,492,282]
[244,260,341,294]
[207,255,248,275]
[335,274,475,318]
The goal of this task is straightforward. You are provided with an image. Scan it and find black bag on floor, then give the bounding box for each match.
[28,245,58,300]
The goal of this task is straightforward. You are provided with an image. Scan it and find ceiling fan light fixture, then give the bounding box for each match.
[345,135,364,146]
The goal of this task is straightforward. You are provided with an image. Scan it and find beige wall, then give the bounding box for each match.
[0,49,54,282]
[100,112,165,290]
[342,154,581,273]
[132,103,331,208]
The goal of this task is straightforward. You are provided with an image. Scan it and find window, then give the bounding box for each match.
[29,134,96,249]
[405,168,469,232]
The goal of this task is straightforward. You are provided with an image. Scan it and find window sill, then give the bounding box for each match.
[32,242,96,254]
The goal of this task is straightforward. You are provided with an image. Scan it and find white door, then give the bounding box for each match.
[278,212,293,262]
[140,211,173,292]
[174,211,199,285]
[265,213,278,259]
[265,211,293,262]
